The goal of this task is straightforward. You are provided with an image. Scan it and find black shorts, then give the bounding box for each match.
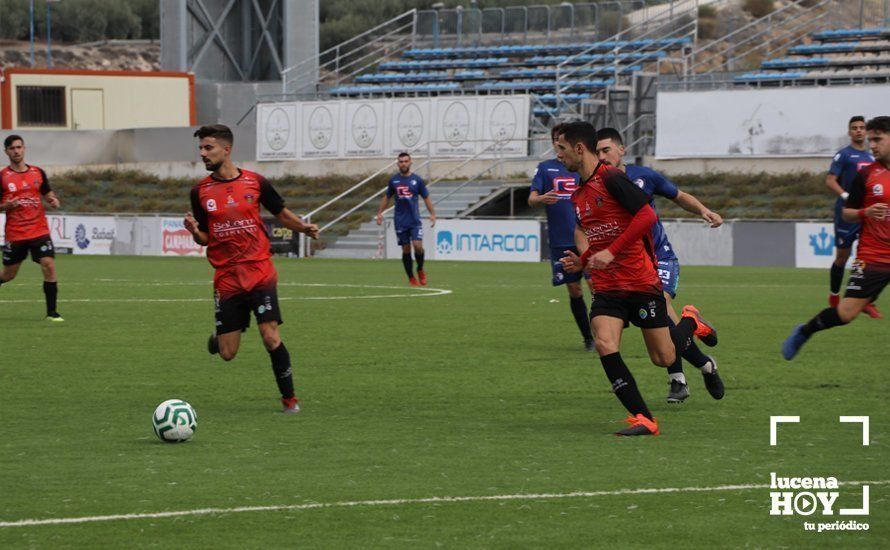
[589,291,671,329]
[844,260,890,300]
[215,284,283,335]
[2,235,55,266]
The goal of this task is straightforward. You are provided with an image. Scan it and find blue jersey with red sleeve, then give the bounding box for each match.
[386,173,428,230]
[531,158,580,248]
[624,164,679,262]
[829,146,874,220]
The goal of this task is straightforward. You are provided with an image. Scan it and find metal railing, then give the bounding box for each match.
[281,10,417,97]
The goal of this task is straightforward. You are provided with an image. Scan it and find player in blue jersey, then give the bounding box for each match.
[376,152,436,286]
[826,116,881,318]
[595,128,725,403]
[529,123,595,351]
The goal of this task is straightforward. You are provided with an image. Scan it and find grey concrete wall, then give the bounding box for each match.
[662,220,733,266]
[732,221,796,267]
[646,155,829,176]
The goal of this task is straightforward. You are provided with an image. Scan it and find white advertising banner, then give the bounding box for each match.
[433,219,541,262]
[301,101,341,158]
[384,219,435,260]
[795,222,857,268]
[656,85,890,157]
[256,103,299,161]
[480,96,529,156]
[160,217,206,256]
[389,99,431,156]
[45,215,116,255]
[343,100,386,157]
[432,98,480,157]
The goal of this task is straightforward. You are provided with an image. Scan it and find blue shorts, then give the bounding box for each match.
[396,225,423,246]
[657,258,680,299]
[834,218,860,249]
[550,246,584,286]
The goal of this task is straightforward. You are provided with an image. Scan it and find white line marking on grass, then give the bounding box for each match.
[0,284,452,304]
[2,480,886,528]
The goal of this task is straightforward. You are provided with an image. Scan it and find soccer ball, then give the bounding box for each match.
[152,399,197,443]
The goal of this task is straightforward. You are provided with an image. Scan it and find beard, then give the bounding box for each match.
[205,160,223,172]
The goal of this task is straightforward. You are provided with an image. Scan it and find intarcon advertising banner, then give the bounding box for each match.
[433,219,541,262]
[795,222,858,268]
[256,103,299,161]
[160,217,206,256]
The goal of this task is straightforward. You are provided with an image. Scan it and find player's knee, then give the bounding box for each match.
[594,339,618,356]
[566,284,582,299]
[650,349,675,368]
[261,332,281,351]
[1,270,15,282]
[836,304,858,324]
[219,348,237,361]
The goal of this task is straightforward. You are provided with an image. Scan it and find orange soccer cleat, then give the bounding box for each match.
[282,396,301,414]
[615,414,659,436]
[409,277,420,286]
[417,269,427,286]
[681,305,718,347]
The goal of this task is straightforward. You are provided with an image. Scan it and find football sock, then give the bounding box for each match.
[402,253,414,278]
[802,307,846,337]
[830,263,845,295]
[570,296,593,341]
[682,340,711,369]
[43,281,58,315]
[268,342,295,399]
[416,251,425,271]
[600,352,652,421]
[669,317,696,353]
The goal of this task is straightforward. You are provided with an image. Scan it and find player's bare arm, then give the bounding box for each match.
[0,198,21,211]
[423,196,437,226]
[528,189,560,206]
[843,202,889,222]
[44,191,60,209]
[184,212,209,245]
[275,208,319,239]
[672,191,722,227]
[825,173,847,198]
[560,226,588,273]
[375,194,389,225]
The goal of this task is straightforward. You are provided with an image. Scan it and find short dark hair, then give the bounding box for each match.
[194,124,234,145]
[596,127,624,146]
[849,116,865,126]
[4,134,24,149]
[398,151,411,159]
[550,122,567,141]
[866,116,890,133]
[559,121,598,153]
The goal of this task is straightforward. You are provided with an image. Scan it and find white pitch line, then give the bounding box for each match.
[1,480,886,528]
[0,284,452,304]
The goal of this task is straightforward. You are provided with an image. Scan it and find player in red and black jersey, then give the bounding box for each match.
[0,135,63,321]
[556,122,718,436]
[184,125,319,413]
[783,116,890,360]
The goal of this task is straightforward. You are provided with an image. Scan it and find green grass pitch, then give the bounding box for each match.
[0,256,886,548]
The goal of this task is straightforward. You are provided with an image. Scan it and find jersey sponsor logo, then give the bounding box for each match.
[396,185,414,198]
[872,184,884,197]
[552,176,578,198]
[7,183,16,192]
[206,199,218,212]
[857,162,871,171]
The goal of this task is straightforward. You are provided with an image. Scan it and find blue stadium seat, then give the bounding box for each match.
[812,27,890,42]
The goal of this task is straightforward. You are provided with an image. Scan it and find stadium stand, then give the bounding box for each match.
[735,26,890,85]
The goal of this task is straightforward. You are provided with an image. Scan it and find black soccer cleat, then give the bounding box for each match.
[667,380,690,403]
[207,333,219,355]
[701,356,724,400]
[584,338,596,352]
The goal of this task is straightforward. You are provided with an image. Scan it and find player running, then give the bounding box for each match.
[376,152,436,286]
[556,122,718,436]
[595,128,724,403]
[0,135,63,321]
[529,123,595,351]
[783,116,890,360]
[826,116,880,318]
[184,125,319,413]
